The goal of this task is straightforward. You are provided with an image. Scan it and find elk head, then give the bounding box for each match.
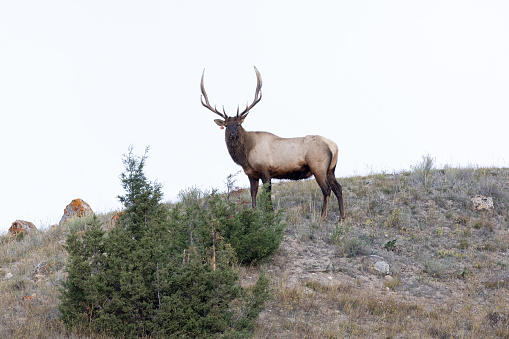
[200,66,262,140]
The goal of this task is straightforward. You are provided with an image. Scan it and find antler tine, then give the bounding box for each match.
[201,69,228,119]
[238,66,263,118]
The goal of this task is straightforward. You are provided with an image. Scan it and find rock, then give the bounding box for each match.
[362,255,391,275]
[375,261,391,275]
[59,198,93,225]
[8,220,36,235]
[108,211,124,230]
[32,261,51,282]
[471,196,494,211]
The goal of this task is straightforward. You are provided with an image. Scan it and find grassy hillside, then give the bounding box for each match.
[1,161,508,338]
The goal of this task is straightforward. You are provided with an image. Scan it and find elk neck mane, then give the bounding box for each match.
[225,126,251,167]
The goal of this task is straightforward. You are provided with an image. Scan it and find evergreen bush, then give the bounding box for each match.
[59,147,276,338]
[224,188,285,264]
[176,185,285,265]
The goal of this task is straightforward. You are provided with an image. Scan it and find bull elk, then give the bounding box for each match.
[200,67,345,219]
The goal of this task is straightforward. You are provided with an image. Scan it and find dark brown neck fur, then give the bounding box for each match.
[225,127,250,168]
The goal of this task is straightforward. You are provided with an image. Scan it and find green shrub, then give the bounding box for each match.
[223,187,285,264]
[176,184,285,265]
[59,147,274,338]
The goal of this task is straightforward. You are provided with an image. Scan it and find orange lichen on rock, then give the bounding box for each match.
[8,220,37,235]
[59,198,93,225]
[108,211,124,230]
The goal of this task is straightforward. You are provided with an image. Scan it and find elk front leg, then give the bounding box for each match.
[248,176,259,208]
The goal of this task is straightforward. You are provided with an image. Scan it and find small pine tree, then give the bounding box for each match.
[59,215,107,334]
[118,145,164,239]
[93,146,170,336]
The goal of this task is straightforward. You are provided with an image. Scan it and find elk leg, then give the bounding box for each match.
[322,195,330,218]
[248,177,259,208]
[328,175,345,219]
[314,174,331,218]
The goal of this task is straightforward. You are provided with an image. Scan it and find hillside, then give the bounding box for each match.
[1,161,509,338]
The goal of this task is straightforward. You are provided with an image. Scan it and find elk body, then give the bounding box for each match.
[201,67,345,219]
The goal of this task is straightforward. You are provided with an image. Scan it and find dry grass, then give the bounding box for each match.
[0,214,115,339]
[1,164,509,338]
[252,164,509,338]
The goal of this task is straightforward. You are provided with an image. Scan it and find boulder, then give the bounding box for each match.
[374,261,391,275]
[361,255,391,275]
[32,261,51,282]
[59,198,93,225]
[108,211,124,230]
[471,196,494,211]
[9,220,36,235]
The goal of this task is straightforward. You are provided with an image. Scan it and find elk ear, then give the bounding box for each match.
[214,119,225,127]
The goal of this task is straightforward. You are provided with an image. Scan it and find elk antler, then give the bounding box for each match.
[238,66,263,118]
[201,69,228,119]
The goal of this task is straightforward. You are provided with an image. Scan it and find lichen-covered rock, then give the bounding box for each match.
[59,198,93,225]
[471,195,494,211]
[108,211,124,230]
[32,261,51,282]
[374,261,390,275]
[361,255,391,275]
[9,220,36,235]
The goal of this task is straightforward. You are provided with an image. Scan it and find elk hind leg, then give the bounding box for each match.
[314,173,331,218]
[327,170,345,219]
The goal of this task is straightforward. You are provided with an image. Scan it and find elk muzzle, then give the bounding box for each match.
[228,130,238,140]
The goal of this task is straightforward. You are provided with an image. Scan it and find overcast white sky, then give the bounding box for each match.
[1,1,508,233]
